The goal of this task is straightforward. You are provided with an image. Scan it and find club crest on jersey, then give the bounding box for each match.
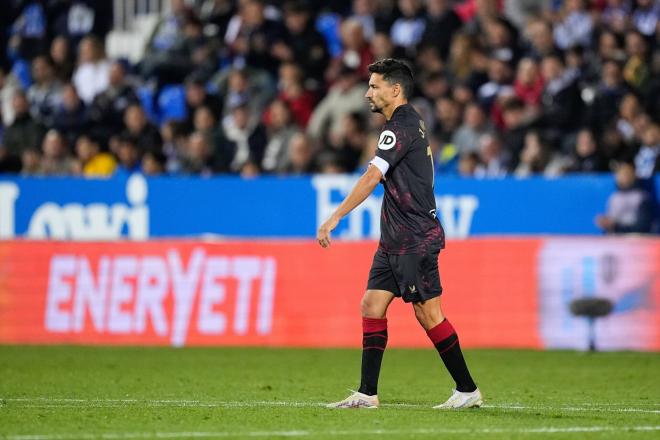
[378,130,397,150]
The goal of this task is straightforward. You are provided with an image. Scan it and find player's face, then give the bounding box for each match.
[365,73,393,114]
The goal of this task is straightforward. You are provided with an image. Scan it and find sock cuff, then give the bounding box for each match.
[363,317,387,333]
[426,319,456,344]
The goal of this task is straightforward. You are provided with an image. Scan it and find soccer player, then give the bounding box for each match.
[317,59,482,409]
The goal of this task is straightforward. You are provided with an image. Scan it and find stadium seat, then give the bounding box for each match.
[157,85,187,123]
[136,85,159,123]
[316,13,343,58]
[11,59,32,90]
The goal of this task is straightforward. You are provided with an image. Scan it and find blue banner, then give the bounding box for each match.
[0,174,657,240]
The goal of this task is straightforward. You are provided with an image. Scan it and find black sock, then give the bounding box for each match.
[426,319,477,393]
[358,317,388,396]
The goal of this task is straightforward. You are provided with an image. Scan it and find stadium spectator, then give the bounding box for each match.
[39,129,77,175]
[458,151,481,177]
[273,1,329,87]
[143,0,192,60]
[418,71,450,107]
[285,132,314,174]
[49,36,75,83]
[632,0,660,38]
[539,54,583,146]
[594,29,626,71]
[3,90,45,161]
[452,102,493,155]
[308,65,368,146]
[218,92,267,172]
[390,0,425,55]
[0,141,21,173]
[600,0,631,34]
[566,128,609,173]
[420,0,462,61]
[433,96,463,143]
[501,97,533,168]
[325,19,373,84]
[8,0,49,60]
[274,62,316,128]
[48,1,111,46]
[524,18,558,59]
[616,93,644,144]
[514,130,566,177]
[475,133,510,178]
[20,147,42,176]
[476,56,514,111]
[75,134,116,177]
[122,104,162,154]
[215,67,274,126]
[181,131,214,176]
[483,16,521,65]
[88,61,138,141]
[114,135,142,176]
[143,12,218,100]
[27,55,63,126]
[72,35,110,104]
[326,111,369,172]
[225,0,284,76]
[587,59,628,133]
[184,74,222,127]
[262,99,297,173]
[623,30,651,91]
[160,120,187,173]
[142,150,167,176]
[52,83,87,144]
[198,0,236,40]
[552,0,593,50]
[513,57,544,109]
[595,162,655,234]
[634,124,660,179]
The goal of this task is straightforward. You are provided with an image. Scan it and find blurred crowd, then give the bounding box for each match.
[0,0,658,179]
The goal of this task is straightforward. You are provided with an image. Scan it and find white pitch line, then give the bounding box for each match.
[2,397,660,413]
[4,426,660,440]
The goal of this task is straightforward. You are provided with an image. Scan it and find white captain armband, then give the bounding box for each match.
[369,156,390,177]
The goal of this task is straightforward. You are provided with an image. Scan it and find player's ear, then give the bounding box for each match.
[392,83,401,98]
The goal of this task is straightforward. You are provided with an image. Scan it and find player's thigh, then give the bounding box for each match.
[361,289,396,318]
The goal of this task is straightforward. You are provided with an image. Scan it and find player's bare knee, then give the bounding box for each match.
[361,295,385,318]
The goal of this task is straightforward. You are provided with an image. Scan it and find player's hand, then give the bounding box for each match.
[317,216,339,248]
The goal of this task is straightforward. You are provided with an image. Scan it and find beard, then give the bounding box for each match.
[368,100,383,114]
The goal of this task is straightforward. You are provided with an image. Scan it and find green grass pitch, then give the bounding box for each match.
[1,346,658,439]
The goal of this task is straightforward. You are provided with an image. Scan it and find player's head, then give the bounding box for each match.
[365,58,414,114]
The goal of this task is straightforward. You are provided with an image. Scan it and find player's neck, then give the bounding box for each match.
[383,100,408,121]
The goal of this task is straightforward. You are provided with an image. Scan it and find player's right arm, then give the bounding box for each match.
[317,165,383,248]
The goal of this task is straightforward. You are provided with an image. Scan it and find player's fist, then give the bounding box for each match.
[317,216,339,248]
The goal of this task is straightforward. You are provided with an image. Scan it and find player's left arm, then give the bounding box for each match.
[317,165,383,248]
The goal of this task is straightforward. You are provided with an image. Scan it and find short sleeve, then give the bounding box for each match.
[374,122,409,171]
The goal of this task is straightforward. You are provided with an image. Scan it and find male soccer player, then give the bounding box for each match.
[317,59,482,409]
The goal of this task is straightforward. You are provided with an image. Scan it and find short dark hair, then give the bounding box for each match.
[368,58,414,99]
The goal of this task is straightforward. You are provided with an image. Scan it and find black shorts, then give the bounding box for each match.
[367,249,442,303]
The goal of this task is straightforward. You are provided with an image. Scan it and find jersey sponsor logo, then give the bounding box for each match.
[377,130,397,150]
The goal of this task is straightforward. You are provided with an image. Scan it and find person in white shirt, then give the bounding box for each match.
[73,35,110,105]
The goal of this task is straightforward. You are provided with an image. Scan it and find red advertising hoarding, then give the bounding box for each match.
[0,238,657,350]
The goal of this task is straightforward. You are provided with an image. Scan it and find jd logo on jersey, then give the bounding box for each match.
[378,130,396,150]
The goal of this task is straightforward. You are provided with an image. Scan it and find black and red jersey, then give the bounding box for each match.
[372,104,445,254]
